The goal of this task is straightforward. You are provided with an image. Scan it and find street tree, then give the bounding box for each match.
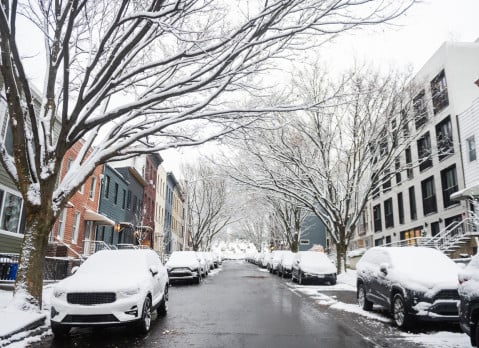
[225,66,421,272]
[0,0,415,308]
[183,163,232,251]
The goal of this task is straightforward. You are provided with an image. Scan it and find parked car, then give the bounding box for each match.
[291,251,337,285]
[459,253,479,346]
[196,252,209,277]
[166,251,203,284]
[262,252,272,268]
[356,247,460,330]
[269,250,292,274]
[278,251,295,278]
[50,249,169,336]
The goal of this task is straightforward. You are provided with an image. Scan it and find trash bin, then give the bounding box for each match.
[7,263,18,280]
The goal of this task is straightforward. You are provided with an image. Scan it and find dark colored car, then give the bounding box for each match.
[291,251,337,285]
[356,247,460,329]
[459,253,479,346]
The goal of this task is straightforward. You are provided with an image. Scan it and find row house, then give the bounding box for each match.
[154,164,167,254]
[350,39,479,257]
[163,172,186,255]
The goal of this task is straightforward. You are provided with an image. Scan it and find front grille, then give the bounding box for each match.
[62,314,119,323]
[67,292,116,305]
[434,289,460,301]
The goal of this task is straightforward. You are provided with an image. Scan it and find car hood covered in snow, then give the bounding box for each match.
[166,251,199,269]
[299,252,336,274]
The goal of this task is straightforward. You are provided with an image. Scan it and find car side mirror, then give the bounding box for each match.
[150,265,159,276]
[71,266,79,275]
[379,263,389,275]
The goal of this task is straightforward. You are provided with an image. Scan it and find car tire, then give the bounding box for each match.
[157,286,168,317]
[474,320,479,347]
[137,297,152,334]
[298,271,303,285]
[329,277,337,285]
[357,283,373,311]
[392,293,412,330]
[51,322,70,336]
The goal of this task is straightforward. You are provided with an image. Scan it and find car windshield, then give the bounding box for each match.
[301,252,330,265]
[168,252,197,263]
[388,248,458,274]
[77,251,147,276]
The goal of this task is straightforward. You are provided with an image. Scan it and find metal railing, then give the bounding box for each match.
[82,240,117,256]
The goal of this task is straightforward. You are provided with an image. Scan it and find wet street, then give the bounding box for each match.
[33,261,443,348]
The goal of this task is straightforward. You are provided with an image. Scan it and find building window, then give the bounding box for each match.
[89,176,96,200]
[417,132,432,171]
[133,195,137,213]
[372,172,379,199]
[57,209,66,240]
[113,183,119,205]
[431,221,440,237]
[441,165,458,208]
[409,186,417,220]
[395,157,401,185]
[401,109,409,137]
[373,204,382,232]
[431,69,449,114]
[72,211,80,244]
[397,193,404,224]
[435,116,454,161]
[382,169,391,193]
[421,176,437,216]
[405,147,413,179]
[413,90,428,130]
[122,189,126,209]
[384,198,394,228]
[78,184,84,194]
[467,136,476,162]
[0,189,23,234]
[104,175,110,198]
[127,190,131,210]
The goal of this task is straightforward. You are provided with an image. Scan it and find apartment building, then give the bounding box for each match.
[351,40,479,256]
[154,164,167,254]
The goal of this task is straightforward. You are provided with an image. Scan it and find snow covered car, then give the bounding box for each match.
[291,251,337,285]
[269,250,292,274]
[458,253,479,346]
[50,249,169,336]
[278,251,295,278]
[356,247,460,330]
[166,251,203,284]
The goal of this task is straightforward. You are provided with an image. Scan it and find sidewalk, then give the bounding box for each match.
[0,288,52,347]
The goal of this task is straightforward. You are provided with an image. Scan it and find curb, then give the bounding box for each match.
[0,315,48,347]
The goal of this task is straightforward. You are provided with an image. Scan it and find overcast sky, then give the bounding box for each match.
[162,0,479,175]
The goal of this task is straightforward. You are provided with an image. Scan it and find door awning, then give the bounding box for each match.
[84,209,115,226]
[451,182,479,201]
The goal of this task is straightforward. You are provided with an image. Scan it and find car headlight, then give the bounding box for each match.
[53,289,65,298]
[119,288,140,297]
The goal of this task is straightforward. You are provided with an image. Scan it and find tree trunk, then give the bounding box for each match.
[14,206,54,309]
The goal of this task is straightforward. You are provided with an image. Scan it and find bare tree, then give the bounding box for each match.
[263,194,309,252]
[225,66,421,272]
[0,0,414,308]
[183,163,232,251]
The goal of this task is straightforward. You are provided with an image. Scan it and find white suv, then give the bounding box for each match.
[50,249,169,336]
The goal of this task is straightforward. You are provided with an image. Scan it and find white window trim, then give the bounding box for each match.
[72,211,80,244]
[89,176,96,201]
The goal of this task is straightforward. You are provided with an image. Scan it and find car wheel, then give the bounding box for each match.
[157,286,168,317]
[329,277,337,285]
[357,283,373,311]
[51,322,70,336]
[194,276,201,284]
[392,293,412,330]
[137,297,152,334]
[298,271,303,285]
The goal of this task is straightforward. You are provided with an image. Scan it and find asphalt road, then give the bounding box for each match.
[33,260,436,348]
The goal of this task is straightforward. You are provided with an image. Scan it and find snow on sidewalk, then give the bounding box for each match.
[0,287,52,347]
